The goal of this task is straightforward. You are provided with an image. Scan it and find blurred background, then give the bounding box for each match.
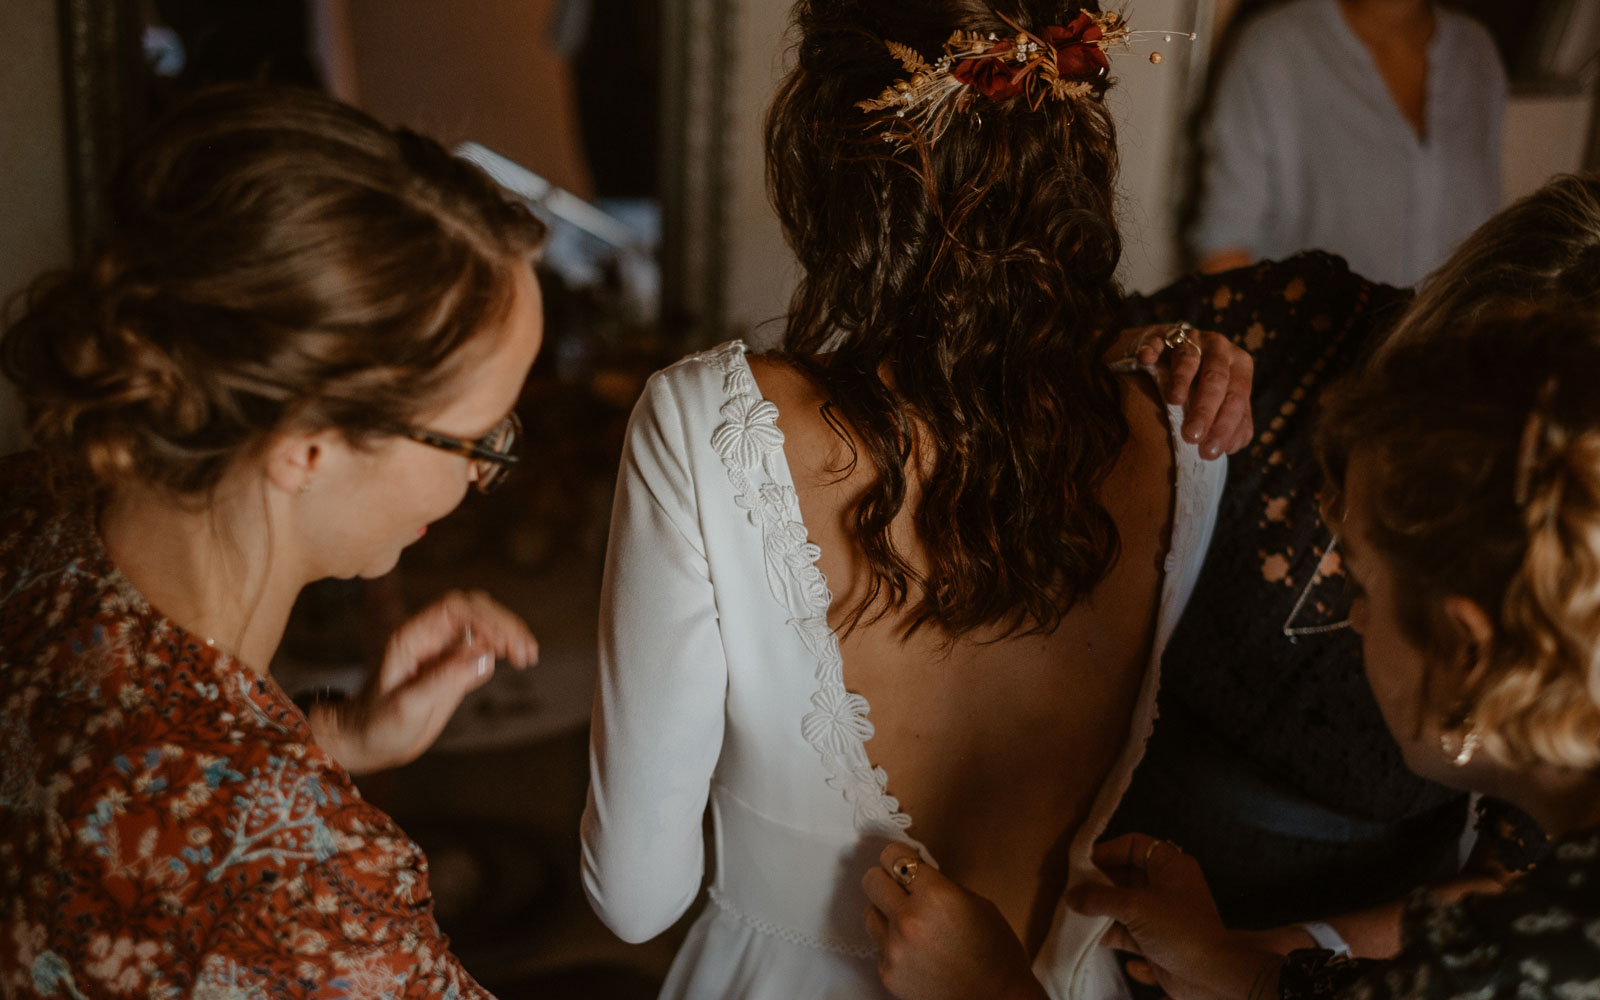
[2,0,1598,995]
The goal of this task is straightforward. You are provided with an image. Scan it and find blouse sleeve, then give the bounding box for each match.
[580,368,731,943]
[1278,887,1518,1000]
[200,828,494,999]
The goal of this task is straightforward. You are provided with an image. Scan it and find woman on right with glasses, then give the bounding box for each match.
[863,303,1600,999]
[1069,305,1600,999]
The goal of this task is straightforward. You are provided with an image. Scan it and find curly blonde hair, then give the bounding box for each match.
[2,85,545,495]
[1318,309,1600,772]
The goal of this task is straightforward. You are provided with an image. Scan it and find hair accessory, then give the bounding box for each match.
[857,10,1194,148]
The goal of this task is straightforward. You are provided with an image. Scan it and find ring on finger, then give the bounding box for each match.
[1141,838,1180,867]
[1163,322,1195,351]
[890,857,920,890]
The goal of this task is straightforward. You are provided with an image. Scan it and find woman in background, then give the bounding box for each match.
[0,86,542,998]
[1191,0,1504,286]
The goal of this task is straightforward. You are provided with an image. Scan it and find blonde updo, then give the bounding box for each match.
[1318,309,1600,773]
[1,85,546,495]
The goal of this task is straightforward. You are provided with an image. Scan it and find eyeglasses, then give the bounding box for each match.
[397,411,521,494]
[1281,532,1354,639]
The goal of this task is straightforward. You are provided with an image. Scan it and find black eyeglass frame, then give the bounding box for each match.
[396,411,521,493]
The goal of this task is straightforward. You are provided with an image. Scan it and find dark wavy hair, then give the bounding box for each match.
[767,0,1127,638]
[2,84,546,496]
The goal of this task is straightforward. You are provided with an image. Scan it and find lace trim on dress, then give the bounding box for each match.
[706,886,877,959]
[698,341,925,850]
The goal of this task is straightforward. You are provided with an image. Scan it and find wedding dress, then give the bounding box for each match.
[581,340,1225,999]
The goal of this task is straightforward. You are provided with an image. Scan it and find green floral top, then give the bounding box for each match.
[1281,825,1600,999]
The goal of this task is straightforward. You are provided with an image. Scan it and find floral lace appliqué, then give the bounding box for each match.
[698,342,919,844]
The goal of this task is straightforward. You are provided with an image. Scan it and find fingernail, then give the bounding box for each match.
[476,653,493,676]
[464,625,475,648]
[1184,428,1200,442]
[1204,444,1220,458]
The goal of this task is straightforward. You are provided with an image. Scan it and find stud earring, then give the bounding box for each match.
[300,478,314,494]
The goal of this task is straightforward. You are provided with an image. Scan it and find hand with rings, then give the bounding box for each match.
[1114,321,1256,460]
[862,842,1045,1000]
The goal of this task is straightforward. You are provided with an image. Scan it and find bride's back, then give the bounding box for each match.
[749,357,1176,952]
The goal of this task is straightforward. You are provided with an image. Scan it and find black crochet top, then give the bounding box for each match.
[1105,253,1544,928]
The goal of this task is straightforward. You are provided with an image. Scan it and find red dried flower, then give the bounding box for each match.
[1044,12,1110,80]
[950,41,1027,100]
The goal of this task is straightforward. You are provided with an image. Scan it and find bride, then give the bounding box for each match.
[580,2,1243,997]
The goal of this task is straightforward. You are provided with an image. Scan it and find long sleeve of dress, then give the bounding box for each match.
[581,369,731,943]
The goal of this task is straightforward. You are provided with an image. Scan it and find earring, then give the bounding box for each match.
[1440,727,1481,767]
[300,478,314,494]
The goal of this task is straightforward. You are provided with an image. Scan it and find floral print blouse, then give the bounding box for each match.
[1280,826,1600,999]
[0,453,489,998]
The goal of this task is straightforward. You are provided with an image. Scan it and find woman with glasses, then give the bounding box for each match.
[0,86,541,998]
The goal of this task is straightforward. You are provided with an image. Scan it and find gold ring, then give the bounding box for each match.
[1140,839,1184,868]
[890,857,920,889]
[1162,322,1192,350]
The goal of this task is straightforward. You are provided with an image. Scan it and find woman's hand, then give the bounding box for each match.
[1069,833,1282,1000]
[308,589,539,775]
[862,842,1048,1000]
[1119,324,1255,459]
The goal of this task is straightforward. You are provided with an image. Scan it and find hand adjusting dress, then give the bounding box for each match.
[581,341,1225,999]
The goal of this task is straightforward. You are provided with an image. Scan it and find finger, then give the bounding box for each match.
[1162,342,1202,409]
[1091,833,1159,870]
[1124,959,1160,986]
[864,903,889,947]
[1136,330,1165,367]
[450,590,540,668]
[1068,880,1139,924]
[862,866,911,913]
[1100,921,1141,954]
[1202,386,1251,458]
[1199,347,1253,456]
[1181,360,1229,448]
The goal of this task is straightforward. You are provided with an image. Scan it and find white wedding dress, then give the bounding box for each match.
[581,341,1225,999]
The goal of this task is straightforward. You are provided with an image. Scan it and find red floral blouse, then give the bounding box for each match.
[0,453,490,998]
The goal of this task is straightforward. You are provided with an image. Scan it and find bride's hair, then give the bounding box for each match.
[767,0,1127,639]
[1319,309,1600,772]
[2,85,545,496]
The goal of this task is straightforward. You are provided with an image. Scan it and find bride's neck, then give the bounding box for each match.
[100,473,307,675]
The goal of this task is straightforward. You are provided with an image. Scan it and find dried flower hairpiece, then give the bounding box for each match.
[858,10,1194,148]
